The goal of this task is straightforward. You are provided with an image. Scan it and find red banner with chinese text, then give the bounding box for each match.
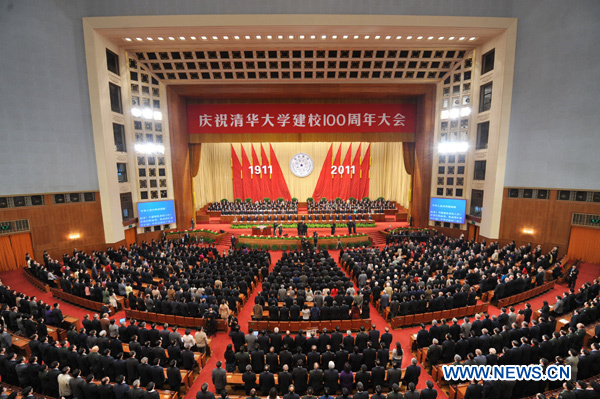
[187,103,416,134]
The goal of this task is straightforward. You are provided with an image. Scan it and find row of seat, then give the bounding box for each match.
[390,303,489,329]
[496,280,556,308]
[124,308,228,332]
[233,214,374,223]
[248,318,372,332]
[23,269,50,292]
[50,287,116,314]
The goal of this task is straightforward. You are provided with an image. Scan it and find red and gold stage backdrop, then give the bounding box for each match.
[187,103,417,135]
[193,142,410,207]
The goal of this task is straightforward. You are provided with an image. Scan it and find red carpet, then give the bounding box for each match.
[3,227,598,399]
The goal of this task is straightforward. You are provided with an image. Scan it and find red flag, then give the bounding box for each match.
[250,144,263,201]
[312,143,333,202]
[359,143,371,199]
[269,144,291,200]
[348,143,362,200]
[240,144,255,201]
[260,144,273,201]
[330,144,343,201]
[339,143,353,200]
[231,144,245,200]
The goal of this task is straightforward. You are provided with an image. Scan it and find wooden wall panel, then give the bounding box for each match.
[411,87,435,228]
[167,88,195,230]
[498,188,600,257]
[0,193,105,262]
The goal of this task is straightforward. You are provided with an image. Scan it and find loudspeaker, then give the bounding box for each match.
[575,191,587,202]
[558,191,571,201]
[31,195,43,205]
[13,196,25,207]
[84,192,95,202]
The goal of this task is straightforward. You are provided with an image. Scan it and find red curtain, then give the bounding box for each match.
[231,144,245,200]
[358,143,371,199]
[339,144,353,200]
[330,144,343,200]
[240,144,256,200]
[312,144,333,202]
[348,143,362,200]
[260,144,274,201]
[568,226,600,264]
[250,145,264,201]
[270,144,291,200]
[0,236,17,271]
[9,233,33,269]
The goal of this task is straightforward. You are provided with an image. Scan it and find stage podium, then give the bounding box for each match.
[251,225,272,236]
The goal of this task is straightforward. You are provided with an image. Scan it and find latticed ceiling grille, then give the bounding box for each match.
[132,48,469,83]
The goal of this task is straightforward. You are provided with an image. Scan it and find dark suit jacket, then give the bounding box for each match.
[403,364,421,386]
[464,383,484,399]
[212,367,227,391]
[419,387,437,399]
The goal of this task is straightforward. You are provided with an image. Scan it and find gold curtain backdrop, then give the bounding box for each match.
[193,142,410,209]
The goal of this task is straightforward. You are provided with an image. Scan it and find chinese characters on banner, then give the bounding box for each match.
[187,103,417,134]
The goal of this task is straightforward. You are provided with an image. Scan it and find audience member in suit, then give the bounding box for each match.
[212,361,227,395]
[403,358,421,388]
[403,383,419,399]
[196,383,216,399]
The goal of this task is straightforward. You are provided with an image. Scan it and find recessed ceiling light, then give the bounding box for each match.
[321,35,327,39]
[212,36,218,40]
[469,37,477,41]
[234,35,240,40]
[157,37,164,41]
[289,35,294,39]
[353,35,359,39]
[375,35,381,39]
[278,35,283,39]
[146,37,153,41]
[417,36,423,40]
[342,35,348,39]
[332,35,337,39]
[385,36,392,40]
[179,36,186,40]
[396,35,402,39]
[168,37,175,40]
[245,35,251,39]
[448,36,455,40]
[310,35,316,39]
[266,35,272,39]
[256,35,262,39]
[364,35,370,39]
[201,36,207,40]
[428,36,434,40]
[438,36,444,40]
[406,36,412,40]
[223,35,229,40]
[124,38,132,42]
[299,35,305,39]
[135,38,143,41]
[459,37,466,41]
[190,36,196,40]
